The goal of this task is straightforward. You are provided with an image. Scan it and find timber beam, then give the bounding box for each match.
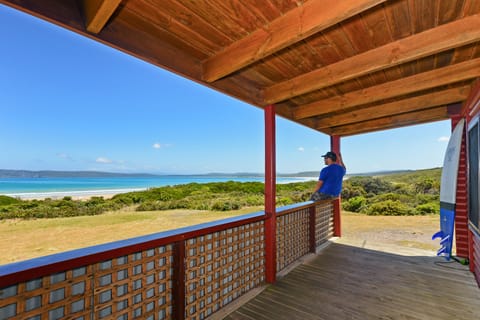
[293,58,480,120]
[264,14,480,104]
[316,85,471,129]
[202,0,386,82]
[82,0,122,34]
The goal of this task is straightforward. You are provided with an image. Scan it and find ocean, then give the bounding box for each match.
[0,176,316,199]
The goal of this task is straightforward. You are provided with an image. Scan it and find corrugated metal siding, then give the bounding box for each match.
[453,115,470,258]
[456,138,469,257]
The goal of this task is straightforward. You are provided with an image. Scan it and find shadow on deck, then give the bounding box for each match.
[224,240,480,320]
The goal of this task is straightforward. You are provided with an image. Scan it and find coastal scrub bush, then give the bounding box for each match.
[342,196,366,212]
[0,195,20,206]
[211,200,241,211]
[363,200,413,216]
[415,202,439,215]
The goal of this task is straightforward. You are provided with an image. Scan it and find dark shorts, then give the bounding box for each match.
[309,192,335,201]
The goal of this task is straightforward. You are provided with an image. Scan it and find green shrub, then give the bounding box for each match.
[0,195,20,206]
[343,196,367,212]
[415,202,439,215]
[363,200,413,216]
[211,200,241,211]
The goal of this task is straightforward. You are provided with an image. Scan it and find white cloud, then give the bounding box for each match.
[438,136,450,142]
[298,147,305,152]
[96,157,113,164]
[153,142,172,149]
[56,153,72,160]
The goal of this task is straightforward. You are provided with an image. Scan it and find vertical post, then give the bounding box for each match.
[309,205,317,253]
[173,240,186,320]
[449,104,469,258]
[331,135,342,237]
[265,104,276,284]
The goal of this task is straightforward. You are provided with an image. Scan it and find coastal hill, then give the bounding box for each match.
[0,169,426,179]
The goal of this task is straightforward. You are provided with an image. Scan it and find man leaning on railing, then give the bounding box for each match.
[310,151,346,201]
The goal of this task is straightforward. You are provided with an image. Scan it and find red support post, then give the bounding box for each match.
[331,135,342,237]
[264,104,276,284]
[173,240,186,320]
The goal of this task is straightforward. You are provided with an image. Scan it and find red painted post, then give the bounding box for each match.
[331,135,342,237]
[264,104,276,284]
[173,240,186,320]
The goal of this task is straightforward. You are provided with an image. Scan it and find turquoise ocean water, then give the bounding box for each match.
[0,176,315,199]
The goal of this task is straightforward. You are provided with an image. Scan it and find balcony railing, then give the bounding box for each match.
[0,200,335,320]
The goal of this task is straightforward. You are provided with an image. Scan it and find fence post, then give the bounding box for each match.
[173,240,186,320]
[309,204,317,252]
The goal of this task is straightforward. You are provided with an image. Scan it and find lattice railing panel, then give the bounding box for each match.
[0,266,94,320]
[315,202,334,247]
[0,245,174,320]
[93,245,174,320]
[184,221,265,320]
[276,208,310,271]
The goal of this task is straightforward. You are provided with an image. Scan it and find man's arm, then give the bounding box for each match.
[314,180,323,193]
[337,153,346,169]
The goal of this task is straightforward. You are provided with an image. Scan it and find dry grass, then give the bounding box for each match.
[0,209,441,265]
[341,211,440,252]
[0,206,262,265]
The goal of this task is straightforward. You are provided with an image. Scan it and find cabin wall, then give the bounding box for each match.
[464,80,480,286]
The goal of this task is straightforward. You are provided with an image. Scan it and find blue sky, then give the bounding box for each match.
[0,5,452,174]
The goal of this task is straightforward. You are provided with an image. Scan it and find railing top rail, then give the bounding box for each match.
[0,211,265,287]
[276,200,333,216]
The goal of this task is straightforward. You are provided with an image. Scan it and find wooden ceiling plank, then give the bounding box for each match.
[202,0,387,82]
[316,85,471,129]
[264,14,480,104]
[329,106,449,136]
[83,0,122,34]
[294,57,480,120]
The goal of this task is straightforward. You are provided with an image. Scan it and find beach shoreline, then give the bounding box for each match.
[4,188,146,201]
[1,176,317,201]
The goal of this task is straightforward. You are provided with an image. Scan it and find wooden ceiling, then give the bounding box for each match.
[3,0,480,136]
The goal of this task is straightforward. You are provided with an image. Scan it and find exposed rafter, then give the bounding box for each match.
[316,85,471,129]
[83,0,122,34]
[201,0,386,82]
[327,107,449,136]
[294,58,480,120]
[264,14,480,104]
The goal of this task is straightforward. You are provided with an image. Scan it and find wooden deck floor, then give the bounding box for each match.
[223,241,480,320]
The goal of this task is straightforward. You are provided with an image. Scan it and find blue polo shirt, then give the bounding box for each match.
[318,164,346,196]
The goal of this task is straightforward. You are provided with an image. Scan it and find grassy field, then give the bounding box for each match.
[0,207,441,265]
[0,206,263,265]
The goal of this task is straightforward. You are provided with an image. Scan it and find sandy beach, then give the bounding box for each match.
[7,189,145,201]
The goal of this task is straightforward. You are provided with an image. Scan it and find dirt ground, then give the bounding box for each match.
[341,212,440,252]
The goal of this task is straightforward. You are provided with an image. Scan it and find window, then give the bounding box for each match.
[468,121,480,228]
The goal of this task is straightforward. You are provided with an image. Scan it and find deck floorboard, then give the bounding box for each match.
[224,242,480,320]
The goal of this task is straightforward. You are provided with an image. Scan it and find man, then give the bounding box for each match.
[310,151,346,201]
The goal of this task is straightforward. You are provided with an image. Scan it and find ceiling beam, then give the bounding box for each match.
[83,0,122,34]
[264,14,480,104]
[201,0,386,82]
[316,85,471,129]
[327,107,449,136]
[294,58,480,120]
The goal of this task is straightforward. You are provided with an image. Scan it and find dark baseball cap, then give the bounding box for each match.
[321,151,337,161]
